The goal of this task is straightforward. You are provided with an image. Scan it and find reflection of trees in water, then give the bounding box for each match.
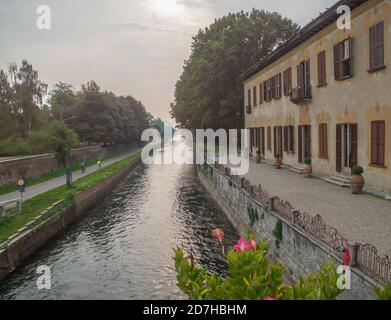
[172,165,239,275]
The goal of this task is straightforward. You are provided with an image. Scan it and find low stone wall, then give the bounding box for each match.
[0,144,135,187]
[0,157,141,281]
[197,164,379,300]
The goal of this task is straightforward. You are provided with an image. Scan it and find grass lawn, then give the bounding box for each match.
[0,156,112,196]
[0,152,141,244]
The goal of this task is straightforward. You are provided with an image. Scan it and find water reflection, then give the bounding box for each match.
[0,154,238,300]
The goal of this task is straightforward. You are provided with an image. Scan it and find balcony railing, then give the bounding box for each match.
[290,86,312,104]
[245,105,252,114]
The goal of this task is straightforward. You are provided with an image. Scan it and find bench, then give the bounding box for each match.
[0,198,22,217]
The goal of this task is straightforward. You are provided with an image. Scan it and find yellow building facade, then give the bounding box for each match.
[243,0,391,193]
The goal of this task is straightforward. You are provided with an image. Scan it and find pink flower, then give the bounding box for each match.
[263,296,277,300]
[212,229,225,243]
[343,248,351,266]
[233,237,257,252]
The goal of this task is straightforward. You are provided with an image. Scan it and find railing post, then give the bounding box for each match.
[269,196,275,211]
[292,209,300,225]
[351,243,360,268]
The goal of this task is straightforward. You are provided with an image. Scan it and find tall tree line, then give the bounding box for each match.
[170,9,299,130]
[0,60,152,156]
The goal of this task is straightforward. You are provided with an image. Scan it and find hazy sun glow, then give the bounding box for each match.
[150,0,186,18]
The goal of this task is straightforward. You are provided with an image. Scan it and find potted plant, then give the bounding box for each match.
[351,165,365,194]
[303,158,312,178]
[275,154,282,169]
[256,150,262,163]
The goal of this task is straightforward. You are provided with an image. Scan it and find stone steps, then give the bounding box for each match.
[285,165,304,174]
[323,175,351,188]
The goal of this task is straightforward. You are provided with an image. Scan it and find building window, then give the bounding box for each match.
[273,73,282,99]
[247,89,251,107]
[253,86,257,106]
[371,121,385,166]
[369,21,385,72]
[270,77,276,99]
[264,79,272,102]
[296,59,311,98]
[334,38,353,80]
[259,83,263,104]
[284,126,295,153]
[267,127,272,151]
[283,68,292,96]
[317,51,327,86]
[318,124,328,159]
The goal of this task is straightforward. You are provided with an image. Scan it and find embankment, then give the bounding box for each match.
[197,164,380,300]
[0,157,141,281]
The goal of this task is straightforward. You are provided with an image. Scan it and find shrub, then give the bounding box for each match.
[275,154,281,160]
[352,165,364,175]
[174,238,344,300]
[304,157,312,165]
[375,283,391,300]
[256,150,262,155]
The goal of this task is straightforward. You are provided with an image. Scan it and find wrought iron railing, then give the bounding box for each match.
[206,163,391,286]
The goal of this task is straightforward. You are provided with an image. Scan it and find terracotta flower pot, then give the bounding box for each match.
[303,164,312,178]
[351,174,365,194]
[256,154,262,163]
[275,159,282,169]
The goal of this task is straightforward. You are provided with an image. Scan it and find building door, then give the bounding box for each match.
[336,124,357,173]
[298,125,311,163]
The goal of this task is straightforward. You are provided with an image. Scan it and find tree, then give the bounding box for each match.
[49,82,78,121]
[170,9,299,130]
[7,60,48,136]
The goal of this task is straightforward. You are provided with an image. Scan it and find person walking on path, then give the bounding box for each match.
[65,165,73,188]
[97,157,102,169]
[81,162,86,174]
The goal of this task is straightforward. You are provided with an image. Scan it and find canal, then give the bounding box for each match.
[0,154,238,299]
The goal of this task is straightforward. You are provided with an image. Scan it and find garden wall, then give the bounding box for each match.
[197,164,380,300]
[0,144,135,187]
[0,157,141,281]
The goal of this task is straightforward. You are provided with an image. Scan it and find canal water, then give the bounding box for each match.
[0,154,239,299]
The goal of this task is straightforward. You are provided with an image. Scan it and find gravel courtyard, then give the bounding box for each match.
[244,159,391,257]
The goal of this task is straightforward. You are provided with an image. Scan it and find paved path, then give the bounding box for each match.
[244,159,391,257]
[0,149,139,203]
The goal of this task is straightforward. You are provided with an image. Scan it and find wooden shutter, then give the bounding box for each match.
[277,74,282,99]
[305,125,311,158]
[253,86,257,106]
[334,44,341,80]
[288,68,292,94]
[298,125,303,163]
[283,70,288,96]
[273,127,277,157]
[318,51,326,86]
[267,127,272,151]
[369,25,377,70]
[261,127,265,153]
[376,22,385,69]
[305,60,311,91]
[284,127,288,152]
[336,124,342,172]
[248,89,251,106]
[319,124,328,159]
[290,126,295,153]
[279,127,283,159]
[350,124,358,168]
[259,83,263,104]
[297,63,303,88]
[371,121,385,166]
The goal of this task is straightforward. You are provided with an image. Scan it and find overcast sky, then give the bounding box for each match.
[0,0,336,121]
